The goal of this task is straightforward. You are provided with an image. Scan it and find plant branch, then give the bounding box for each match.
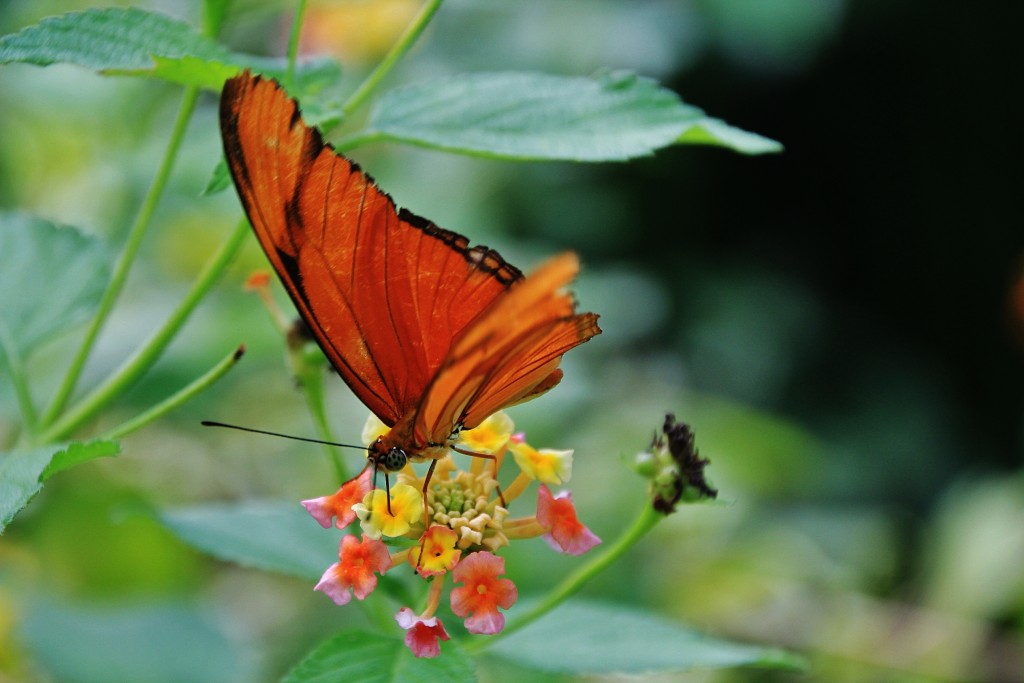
[0,323,35,442]
[38,218,250,444]
[298,367,350,486]
[39,85,202,431]
[100,345,246,441]
[285,0,309,89]
[338,0,444,122]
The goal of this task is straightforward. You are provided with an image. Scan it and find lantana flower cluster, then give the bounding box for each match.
[300,411,601,657]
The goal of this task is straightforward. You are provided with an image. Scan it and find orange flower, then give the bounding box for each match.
[302,468,373,529]
[450,551,518,634]
[314,534,391,606]
[536,485,601,556]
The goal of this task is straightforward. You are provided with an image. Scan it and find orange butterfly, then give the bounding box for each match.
[219,71,600,483]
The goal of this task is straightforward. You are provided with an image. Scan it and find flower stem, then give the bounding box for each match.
[38,85,202,433]
[467,503,663,652]
[37,218,250,444]
[338,0,445,122]
[285,0,308,89]
[299,365,350,486]
[100,345,246,441]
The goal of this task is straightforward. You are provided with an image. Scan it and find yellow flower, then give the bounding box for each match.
[354,484,423,539]
[457,412,514,454]
[361,413,390,446]
[408,525,462,576]
[510,441,573,485]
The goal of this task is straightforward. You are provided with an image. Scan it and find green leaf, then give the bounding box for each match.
[487,599,803,674]
[159,500,340,580]
[202,158,232,196]
[20,601,255,683]
[0,439,120,533]
[677,116,783,154]
[357,71,781,161]
[0,213,110,369]
[0,7,231,71]
[151,54,240,91]
[0,7,342,91]
[42,438,121,480]
[282,631,477,683]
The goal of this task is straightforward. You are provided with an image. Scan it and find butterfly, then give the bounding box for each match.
[219,71,601,485]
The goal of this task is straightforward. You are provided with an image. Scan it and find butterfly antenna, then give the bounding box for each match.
[201,421,366,451]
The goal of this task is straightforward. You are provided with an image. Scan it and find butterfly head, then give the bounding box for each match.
[369,438,408,472]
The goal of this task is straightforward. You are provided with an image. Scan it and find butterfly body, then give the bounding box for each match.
[220,72,600,473]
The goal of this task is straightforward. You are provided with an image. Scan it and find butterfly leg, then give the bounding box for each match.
[453,446,507,508]
[381,469,393,516]
[412,459,440,573]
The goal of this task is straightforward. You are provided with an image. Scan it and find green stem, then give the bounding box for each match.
[0,322,35,441]
[201,0,229,37]
[37,219,250,444]
[99,345,246,441]
[285,0,309,89]
[299,369,349,485]
[38,86,202,431]
[467,503,663,653]
[338,0,445,121]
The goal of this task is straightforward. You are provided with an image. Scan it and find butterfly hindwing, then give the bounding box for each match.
[413,253,602,445]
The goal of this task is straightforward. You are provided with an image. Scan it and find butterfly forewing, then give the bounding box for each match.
[221,73,523,427]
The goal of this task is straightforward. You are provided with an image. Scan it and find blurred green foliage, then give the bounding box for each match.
[1,1,1022,682]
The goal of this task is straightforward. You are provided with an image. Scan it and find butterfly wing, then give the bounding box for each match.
[412,252,601,446]
[220,72,521,425]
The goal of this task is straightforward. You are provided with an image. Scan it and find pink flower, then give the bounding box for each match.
[395,607,450,658]
[302,468,373,529]
[536,485,601,556]
[450,552,518,635]
[314,534,391,605]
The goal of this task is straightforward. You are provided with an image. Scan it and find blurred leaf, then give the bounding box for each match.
[42,438,121,479]
[357,71,781,160]
[677,116,782,154]
[0,213,109,368]
[20,601,254,683]
[0,8,230,71]
[202,158,232,196]
[488,599,803,673]
[282,631,476,683]
[922,475,1024,618]
[159,500,339,581]
[0,439,119,534]
[0,7,341,92]
[686,393,825,497]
